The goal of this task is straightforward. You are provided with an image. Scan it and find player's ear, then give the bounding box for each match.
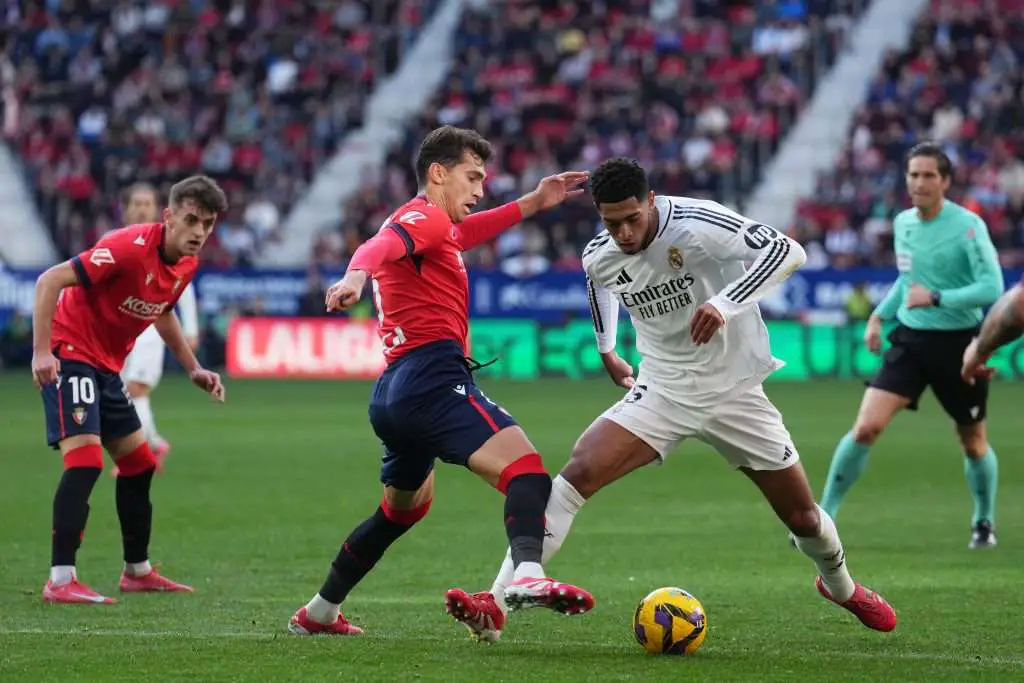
[647,190,656,209]
[428,161,448,186]
[162,207,172,224]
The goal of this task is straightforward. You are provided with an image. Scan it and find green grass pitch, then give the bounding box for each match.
[0,375,1021,682]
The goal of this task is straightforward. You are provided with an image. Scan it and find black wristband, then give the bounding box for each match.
[931,291,942,307]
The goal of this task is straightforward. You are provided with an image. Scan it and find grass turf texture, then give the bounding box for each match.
[0,376,1021,682]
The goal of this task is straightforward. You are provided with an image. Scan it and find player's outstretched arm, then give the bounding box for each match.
[153,311,225,401]
[587,277,634,388]
[31,261,81,387]
[454,172,589,251]
[962,284,1024,383]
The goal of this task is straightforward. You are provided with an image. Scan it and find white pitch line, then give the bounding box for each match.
[0,628,1021,668]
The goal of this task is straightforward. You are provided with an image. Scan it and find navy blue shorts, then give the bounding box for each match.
[41,357,141,448]
[369,341,518,491]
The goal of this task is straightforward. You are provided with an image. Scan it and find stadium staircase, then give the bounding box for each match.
[0,144,57,267]
[262,0,471,267]
[744,0,929,232]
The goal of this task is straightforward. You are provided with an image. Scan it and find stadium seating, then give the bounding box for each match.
[2,0,439,264]
[340,0,871,273]
[794,0,1024,267]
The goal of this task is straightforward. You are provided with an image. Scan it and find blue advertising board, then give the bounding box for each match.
[2,265,1022,326]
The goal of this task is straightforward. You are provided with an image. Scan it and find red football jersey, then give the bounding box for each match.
[371,197,469,362]
[52,223,198,372]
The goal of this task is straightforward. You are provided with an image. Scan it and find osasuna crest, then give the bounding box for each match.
[667,246,684,271]
[72,407,87,425]
[173,279,182,293]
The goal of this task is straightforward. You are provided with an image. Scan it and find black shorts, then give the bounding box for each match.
[40,356,142,448]
[369,341,518,491]
[868,324,987,425]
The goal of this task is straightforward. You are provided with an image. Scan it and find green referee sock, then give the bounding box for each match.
[820,432,871,519]
[964,447,998,526]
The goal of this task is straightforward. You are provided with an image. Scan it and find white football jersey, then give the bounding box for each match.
[583,195,806,406]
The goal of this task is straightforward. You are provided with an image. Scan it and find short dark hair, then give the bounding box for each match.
[169,175,228,214]
[121,182,158,209]
[905,142,953,179]
[590,157,649,205]
[415,126,493,186]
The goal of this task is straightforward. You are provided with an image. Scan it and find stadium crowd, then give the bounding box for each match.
[795,0,1024,268]
[2,0,439,264]
[330,0,871,274]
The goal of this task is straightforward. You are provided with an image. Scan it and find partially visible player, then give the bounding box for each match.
[820,143,1004,549]
[447,158,896,643]
[118,183,200,471]
[288,126,594,637]
[32,175,227,604]
[961,282,1024,381]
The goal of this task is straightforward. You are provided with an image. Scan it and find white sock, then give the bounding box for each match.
[133,395,159,445]
[306,593,340,625]
[50,565,76,585]
[125,560,152,577]
[492,475,587,600]
[793,505,856,602]
[513,561,545,581]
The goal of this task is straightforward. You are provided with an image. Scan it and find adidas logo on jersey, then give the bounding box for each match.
[615,268,633,286]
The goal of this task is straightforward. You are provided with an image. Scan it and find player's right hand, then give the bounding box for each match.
[864,316,883,354]
[326,271,367,312]
[600,352,635,389]
[31,351,61,389]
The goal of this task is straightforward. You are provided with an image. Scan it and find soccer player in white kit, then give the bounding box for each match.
[446,158,897,642]
[118,183,200,467]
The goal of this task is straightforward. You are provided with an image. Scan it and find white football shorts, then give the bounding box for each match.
[122,325,166,388]
[600,379,799,471]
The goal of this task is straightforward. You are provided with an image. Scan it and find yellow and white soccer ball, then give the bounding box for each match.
[632,587,708,655]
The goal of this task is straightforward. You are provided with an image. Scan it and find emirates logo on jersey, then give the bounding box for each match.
[119,296,169,320]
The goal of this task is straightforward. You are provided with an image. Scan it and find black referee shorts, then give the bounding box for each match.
[868,324,988,425]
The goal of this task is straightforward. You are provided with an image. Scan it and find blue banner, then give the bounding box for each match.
[3,265,1023,326]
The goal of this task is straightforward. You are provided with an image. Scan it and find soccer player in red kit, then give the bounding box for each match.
[32,175,227,604]
[288,126,594,640]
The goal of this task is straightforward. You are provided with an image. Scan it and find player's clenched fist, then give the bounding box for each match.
[190,368,225,402]
[690,303,725,345]
[599,352,635,389]
[326,271,368,312]
[31,350,61,388]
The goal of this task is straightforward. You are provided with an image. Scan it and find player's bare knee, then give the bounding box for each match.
[956,425,988,460]
[851,420,884,446]
[783,505,821,538]
[561,449,599,499]
[127,381,151,399]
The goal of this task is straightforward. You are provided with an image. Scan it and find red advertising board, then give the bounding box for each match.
[227,318,386,379]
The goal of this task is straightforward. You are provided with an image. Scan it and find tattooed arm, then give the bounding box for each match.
[961,284,1024,383]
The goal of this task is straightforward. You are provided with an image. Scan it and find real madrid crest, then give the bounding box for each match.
[72,407,87,425]
[667,246,683,271]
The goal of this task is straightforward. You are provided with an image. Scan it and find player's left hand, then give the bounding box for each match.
[961,338,995,385]
[326,271,368,312]
[690,303,725,345]
[906,283,934,309]
[190,368,225,402]
[521,171,590,215]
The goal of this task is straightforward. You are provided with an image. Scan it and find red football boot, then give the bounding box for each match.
[288,607,363,636]
[816,577,897,632]
[43,579,118,605]
[119,570,193,593]
[445,588,506,643]
[503,577,595,615]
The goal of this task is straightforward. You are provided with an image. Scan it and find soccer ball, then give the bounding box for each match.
[632,587,708,655]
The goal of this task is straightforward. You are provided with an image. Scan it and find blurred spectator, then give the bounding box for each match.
[0,310,31,368]
[797,0,1024,266]
[4,0,441,265]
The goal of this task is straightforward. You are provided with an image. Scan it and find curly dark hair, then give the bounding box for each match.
[590,157,649,205]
